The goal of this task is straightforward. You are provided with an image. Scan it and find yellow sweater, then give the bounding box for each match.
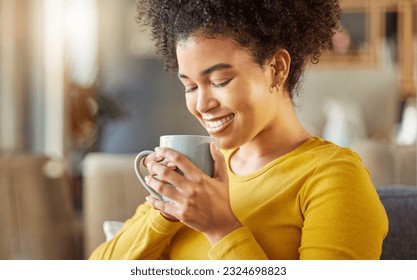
[89,137,388,260]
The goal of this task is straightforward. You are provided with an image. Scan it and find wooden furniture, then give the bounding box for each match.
[320,0,416,98]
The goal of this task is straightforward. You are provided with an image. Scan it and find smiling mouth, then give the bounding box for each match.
[204,113,235,133]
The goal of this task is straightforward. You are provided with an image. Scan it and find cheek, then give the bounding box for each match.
[185,95,198,117]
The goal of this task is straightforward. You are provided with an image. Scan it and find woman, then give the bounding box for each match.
[89,0,388,260]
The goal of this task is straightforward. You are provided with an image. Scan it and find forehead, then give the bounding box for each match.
[176,36,257,74]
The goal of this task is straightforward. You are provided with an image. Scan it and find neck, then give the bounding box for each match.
[231,96,311,175]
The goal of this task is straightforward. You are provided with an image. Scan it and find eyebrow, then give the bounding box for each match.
[178,63,233,79]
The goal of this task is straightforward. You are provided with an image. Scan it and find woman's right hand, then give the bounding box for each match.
[143,151,163,171]
[143,150,178,174]
[144,151,180,222]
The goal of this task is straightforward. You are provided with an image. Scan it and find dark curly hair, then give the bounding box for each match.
[136,0,341,98]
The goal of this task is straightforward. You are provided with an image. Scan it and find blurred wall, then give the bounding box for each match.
[96,1,401,153]
[96,58,207,153]
[95,0,206,153]
[296,43,400,143]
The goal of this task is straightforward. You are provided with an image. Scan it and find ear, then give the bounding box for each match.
[269,49,291,89]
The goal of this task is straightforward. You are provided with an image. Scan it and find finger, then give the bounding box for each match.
[144,152,165,176]
[145,195,176,216]
[155,147,201,179]
[161,159,177,170]
[210,142,228,182]
[146,160,158,177]
[146,161,176,181]
[147,161,182,183]
[145,175,180,201]
[145,149,177,170]
[144,152,164,166]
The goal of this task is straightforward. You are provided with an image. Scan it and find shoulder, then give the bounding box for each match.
[298,137,375,198]
[300,137,365,169]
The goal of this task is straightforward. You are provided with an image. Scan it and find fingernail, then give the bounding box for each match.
[145,175,151,183]
[154,149,163,159]
[155,147,162,156]
[145,196,152,202]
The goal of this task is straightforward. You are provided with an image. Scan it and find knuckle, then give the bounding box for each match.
[152,184,161,193]
[159,167,171,178]
[153,151,164,160]
[171,153,182,163]
[186,187,197,198]
[152,180,165,193]
[152,200,164,212]
[150,200,159,210]
[159,202,166,212]
[194,176,204,185]
[189,174,205,185]
[146,161,156,172]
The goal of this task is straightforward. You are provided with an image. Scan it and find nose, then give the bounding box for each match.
[196,87,218,113]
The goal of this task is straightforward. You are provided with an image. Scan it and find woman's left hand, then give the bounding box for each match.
[145,143,242,245]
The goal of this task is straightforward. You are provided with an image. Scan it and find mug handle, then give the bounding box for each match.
[134,150,164,201]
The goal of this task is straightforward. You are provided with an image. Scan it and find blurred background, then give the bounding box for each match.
[0,0,416,259]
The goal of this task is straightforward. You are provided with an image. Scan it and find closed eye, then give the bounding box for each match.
[212,78,233,88]
[185,78,233,93]
[184,85,198,93]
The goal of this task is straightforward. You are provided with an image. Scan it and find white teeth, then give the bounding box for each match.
[206,114,234,129]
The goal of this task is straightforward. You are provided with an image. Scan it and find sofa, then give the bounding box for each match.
[377,185,417,259]
[82,147,417,260]
[82,153,148,258]
[0,153,82,259]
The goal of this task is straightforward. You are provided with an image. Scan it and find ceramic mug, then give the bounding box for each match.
[134,135,219,201]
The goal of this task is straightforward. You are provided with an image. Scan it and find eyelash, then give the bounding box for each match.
[212,78,233,88]
[185,78,233,93]
[185,87,197,93]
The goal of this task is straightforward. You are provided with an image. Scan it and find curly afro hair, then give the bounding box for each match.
[137,0,341,98]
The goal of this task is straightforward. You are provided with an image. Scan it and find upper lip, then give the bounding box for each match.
[202,113,234,121]
[203,113,235,131]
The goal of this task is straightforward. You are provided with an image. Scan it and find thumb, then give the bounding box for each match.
[210,142,228,182]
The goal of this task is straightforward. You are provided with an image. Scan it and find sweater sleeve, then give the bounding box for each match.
[299,149,388,259]
[208,227,269,260]
[89,202,184,260]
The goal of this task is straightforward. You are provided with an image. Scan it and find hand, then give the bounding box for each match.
[143,151,179,222]
[145,143,242,245]
[143,151,176,172]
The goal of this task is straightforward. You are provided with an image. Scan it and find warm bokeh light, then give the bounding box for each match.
[65,0,98,87]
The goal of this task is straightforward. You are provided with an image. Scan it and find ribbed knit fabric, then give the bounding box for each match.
[89,137,388,260]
